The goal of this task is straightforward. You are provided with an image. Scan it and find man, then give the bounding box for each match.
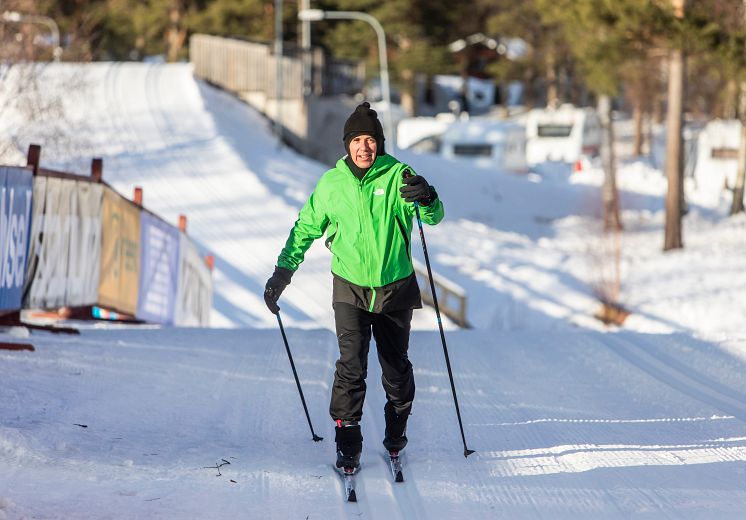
[264,102,444,471]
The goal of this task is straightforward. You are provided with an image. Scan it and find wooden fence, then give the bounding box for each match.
[190,34,364,99]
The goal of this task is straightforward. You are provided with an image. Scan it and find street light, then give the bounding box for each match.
[1,11,62,61]
[298,9,395,153]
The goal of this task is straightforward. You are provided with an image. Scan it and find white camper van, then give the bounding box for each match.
[524,105,602,165]
[396,113,456,151]
[440,118,528,173]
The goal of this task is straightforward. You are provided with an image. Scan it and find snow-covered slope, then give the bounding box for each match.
[3,326,746,519]
[2,63,746,518]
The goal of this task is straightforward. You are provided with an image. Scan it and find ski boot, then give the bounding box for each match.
[382,402,409,453]
[335,419,362,471]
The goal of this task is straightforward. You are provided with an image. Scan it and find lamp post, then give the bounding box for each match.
[274,0,284,146]
[298,9,395,153]
[1,11,62,61]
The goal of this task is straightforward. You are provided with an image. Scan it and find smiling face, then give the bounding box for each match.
[349,134,378,169]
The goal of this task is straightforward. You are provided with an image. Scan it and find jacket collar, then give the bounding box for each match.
[337,154,396,183]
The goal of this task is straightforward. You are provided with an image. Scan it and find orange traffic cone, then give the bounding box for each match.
[572,159,583,173]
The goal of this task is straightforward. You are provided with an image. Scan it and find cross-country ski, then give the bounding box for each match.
[388,451,404,483]
[335,465,358,502]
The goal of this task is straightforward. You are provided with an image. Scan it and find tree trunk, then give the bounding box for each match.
[400,69,416,117]
[167,3,186,63]
[723,78,739,119]
[598,95,622,231]
[633,103,644,157]
[730,1,746,214]
[730,82,746,215]
[546,51,558,108]
[664,46,685,250]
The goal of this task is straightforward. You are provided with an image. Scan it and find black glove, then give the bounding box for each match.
[264,266,293,314]
[400,174,435,205]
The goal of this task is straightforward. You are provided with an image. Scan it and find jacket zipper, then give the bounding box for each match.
[357,181,377,312]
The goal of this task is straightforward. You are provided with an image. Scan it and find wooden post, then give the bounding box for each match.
[729,0,746,215]
[133,187,143,206]
[178,214,187,232]
[91,158,103,182]
[664,0,686,251]
[26,144,41,175]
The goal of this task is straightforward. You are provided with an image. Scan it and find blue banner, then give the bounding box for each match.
[136,212,179,324]
[0,167,33,312]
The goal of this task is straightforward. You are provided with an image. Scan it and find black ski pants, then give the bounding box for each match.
[329,302,415,423]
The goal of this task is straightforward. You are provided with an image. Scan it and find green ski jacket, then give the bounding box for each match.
[277,154,444,305]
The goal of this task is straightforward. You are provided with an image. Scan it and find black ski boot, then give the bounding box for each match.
[382,402,409,453]
[335,419,362,470]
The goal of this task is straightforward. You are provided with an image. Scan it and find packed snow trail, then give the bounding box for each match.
[2,326,746,519]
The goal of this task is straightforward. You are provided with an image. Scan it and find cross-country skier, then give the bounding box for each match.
[264,102,444,472]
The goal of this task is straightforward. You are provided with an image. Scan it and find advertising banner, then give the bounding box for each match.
[0,167,33,311]
[25,177,103,309]
[174,234,212,327]
[98,187,140,315]
[136,213,179,324]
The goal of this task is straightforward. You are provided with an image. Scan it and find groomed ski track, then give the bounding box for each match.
[2,326,746,518]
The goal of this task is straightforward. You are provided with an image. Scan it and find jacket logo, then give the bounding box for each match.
[374,188,385,196]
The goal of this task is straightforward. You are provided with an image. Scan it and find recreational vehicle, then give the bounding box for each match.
[525,105,602,165]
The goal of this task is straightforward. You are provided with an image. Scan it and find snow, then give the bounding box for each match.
[1,63,746,518]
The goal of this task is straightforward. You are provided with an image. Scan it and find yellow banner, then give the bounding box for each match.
[98,187,140,314]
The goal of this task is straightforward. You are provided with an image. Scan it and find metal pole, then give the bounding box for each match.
[319,11,396,154]
[276,312,323,442]
[403,169,474,458]
[301,0,312,97]
[274,0,284,146]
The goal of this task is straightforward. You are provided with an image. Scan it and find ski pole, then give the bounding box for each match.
[404,169,475,458]
[276,312,323,442]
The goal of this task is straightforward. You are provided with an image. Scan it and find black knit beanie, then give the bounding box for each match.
[343,102,386,156]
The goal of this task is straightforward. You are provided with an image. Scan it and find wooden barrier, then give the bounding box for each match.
[412,259,469,329]
[16,144,211,327]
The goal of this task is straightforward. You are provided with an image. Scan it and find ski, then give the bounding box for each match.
[388,451,404,483]
[334,465,358,502]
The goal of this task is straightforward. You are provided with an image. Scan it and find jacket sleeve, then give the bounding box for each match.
[398,163,445,226]
[277,189,329,272]
[417,190,444,225]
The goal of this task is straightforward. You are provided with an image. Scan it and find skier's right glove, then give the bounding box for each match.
[264,266,293,314]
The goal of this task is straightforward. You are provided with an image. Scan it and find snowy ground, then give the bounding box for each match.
[1,63,746,518]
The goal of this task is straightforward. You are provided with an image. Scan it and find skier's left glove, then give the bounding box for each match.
[264,266,293,314]
[400,174,436,206]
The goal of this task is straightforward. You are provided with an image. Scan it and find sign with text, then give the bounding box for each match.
[24,177,103,309]
[175,234,212,327]
[0,167,33,311]
[98,187,140,315]
[136,213,179,324]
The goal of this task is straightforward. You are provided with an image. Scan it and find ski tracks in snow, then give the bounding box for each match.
[602,334,746,423]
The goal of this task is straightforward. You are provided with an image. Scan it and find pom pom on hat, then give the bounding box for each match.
[343,102,385,154]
